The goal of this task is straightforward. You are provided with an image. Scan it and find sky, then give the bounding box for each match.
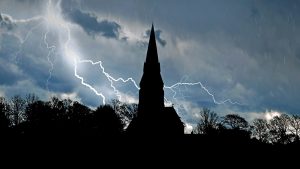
[0,0,299,132]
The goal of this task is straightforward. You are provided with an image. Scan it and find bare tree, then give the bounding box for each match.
[25,93,39,105]
[111,99,137,128]
[252,118,269,143]
[10,95,25,125]
[0,97,10,129]
[120,103,138,123]
[111,99,122,113]
[288,115,300,141]
[193,108,219,135]
[50,97,66,111]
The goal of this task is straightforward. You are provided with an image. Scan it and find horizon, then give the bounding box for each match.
[0,0,300,132]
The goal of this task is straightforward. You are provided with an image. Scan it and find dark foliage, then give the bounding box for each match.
[2,95,126,137]
[0,97,10,134]
[192,108,220,135]
[0,95,299,162]
[1,95,299,148]
[94,104,124,135]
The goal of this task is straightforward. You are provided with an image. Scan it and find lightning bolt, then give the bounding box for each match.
[73,58,141,105]
[74,59,107,104]
[164,82,242,105]
[10,0,243,108]
[0,13,44,64]
[0,12,55,95]
[47,0,109,104]
[74,57,242,106]
[1,6,53,95]
[14,21,44,64]
[43,27,56,93]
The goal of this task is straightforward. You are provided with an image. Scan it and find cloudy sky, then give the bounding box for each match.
[0,0,299,131]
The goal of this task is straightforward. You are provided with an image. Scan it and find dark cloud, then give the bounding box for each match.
[1,0,300,125]
[0,13,15,30]
[145,29,166,47]
[61,3,121,39]
[0,62,22,85]
[0,34,22,85]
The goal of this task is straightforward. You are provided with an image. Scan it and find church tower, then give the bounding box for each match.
[127,24,184,135]
[138,24,165,117]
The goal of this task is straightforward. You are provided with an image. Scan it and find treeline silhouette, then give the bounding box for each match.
[0,94,137,137]
[190,108,300,146]
[1,94,300,148]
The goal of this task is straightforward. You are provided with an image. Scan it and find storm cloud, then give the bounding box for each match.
[61,2,121,39]
[0,0,300,130]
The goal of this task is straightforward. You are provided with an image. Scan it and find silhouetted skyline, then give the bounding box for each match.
[1,0,300,132]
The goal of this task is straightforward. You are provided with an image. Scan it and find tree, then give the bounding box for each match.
[288,115,300,141]
[222,114,249,130]
[68,101,92,134]
[119,103,138,127]
[25,100,54,134]
[268,114,291,144]
[193,108,219,135]
[50,97,66,112]
[49,97,72,125]
[94,105,124,135]
[10,95,25,126]
[252,118,269,143]
[219,114,251,141]
[25,93,39,105]
[0,97,10,132]
[111,99,138,128]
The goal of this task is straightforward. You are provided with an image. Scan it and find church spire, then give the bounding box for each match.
[139,24,164,112]
[126,24,184,135]
[146,24,159,63]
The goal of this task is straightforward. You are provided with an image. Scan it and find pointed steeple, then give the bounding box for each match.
[146,24,159,63]
[126,24,185,135]
[139,24,164,112]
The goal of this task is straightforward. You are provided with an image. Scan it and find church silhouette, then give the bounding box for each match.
[127,25,184,135]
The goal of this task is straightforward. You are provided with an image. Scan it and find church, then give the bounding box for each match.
[126,25,184,135]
